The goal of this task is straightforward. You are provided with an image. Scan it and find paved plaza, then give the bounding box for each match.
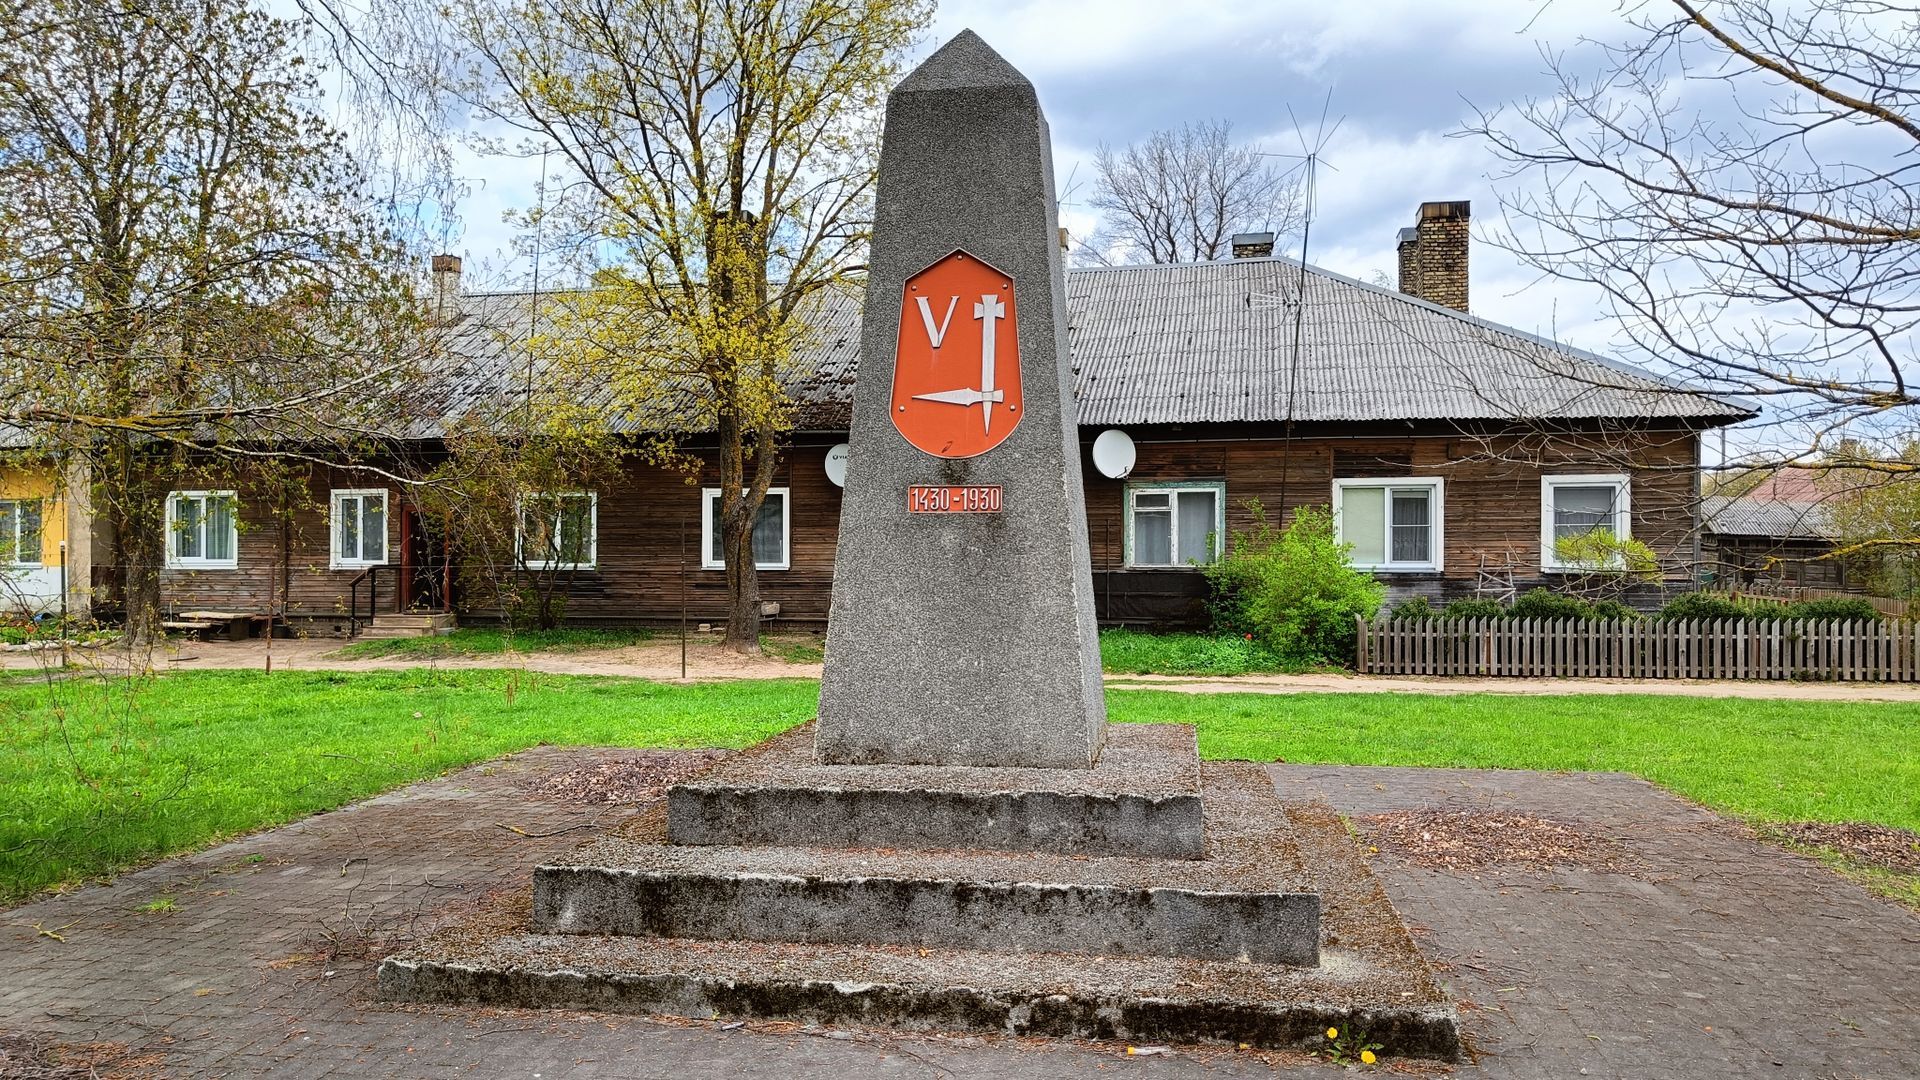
[2,746,1915,1078]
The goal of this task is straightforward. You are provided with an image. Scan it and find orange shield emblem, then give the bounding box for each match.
[890,251,1023,458]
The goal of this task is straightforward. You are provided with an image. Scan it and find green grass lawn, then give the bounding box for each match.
[2,669,1915,905]
[0,669,812,904]
[332,625,1305,676]
[1098,629,1321,675]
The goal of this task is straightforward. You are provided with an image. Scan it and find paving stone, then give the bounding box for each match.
[2,745,1916,1077]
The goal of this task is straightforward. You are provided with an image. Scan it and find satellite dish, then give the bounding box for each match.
[1092,429,1136,479]
[825,443,850,487]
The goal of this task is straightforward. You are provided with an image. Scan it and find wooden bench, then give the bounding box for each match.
[172,611,269,642]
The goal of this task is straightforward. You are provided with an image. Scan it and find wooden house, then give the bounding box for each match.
[147,203,1755,635]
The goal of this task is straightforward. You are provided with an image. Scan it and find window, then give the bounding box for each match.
[517,492,597,570]
[330,489,388,568]
[0,499,43,567]
[1333,478,1444,572]
[166,491,238,569]
[1541,474,1631,571]
[702,487,790,571]
[1125,483,1222,567]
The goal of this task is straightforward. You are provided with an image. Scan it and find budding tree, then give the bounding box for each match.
[431,0,929,652]
[0,0,425,642]
[1083,119,1303,265]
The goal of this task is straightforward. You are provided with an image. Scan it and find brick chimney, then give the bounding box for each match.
[430,254,464,324]
[1231,232,1276,259]
[1393,201,1469,312]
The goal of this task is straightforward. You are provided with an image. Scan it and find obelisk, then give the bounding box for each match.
[816,30,1106,768]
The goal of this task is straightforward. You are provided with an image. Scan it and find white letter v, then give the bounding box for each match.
[917,295,958,348]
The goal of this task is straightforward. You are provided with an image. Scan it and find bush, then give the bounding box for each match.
[1589,599,1640,622]
[1207,503,1384,666]
[1441,598,1507,621]
[1660,591,1749,621]
[1510,587,1595,621]
[1783,597,1882,622]
[1390,596,1436,621]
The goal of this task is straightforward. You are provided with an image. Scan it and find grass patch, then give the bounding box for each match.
[1108,691,1920,832]
[5,670,1917,907]
[1099,628,1317,676]
[764,637,826,665]
[0,668,814,903]
[332,626,656,659]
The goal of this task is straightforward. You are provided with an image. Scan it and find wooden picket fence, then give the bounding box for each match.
[1355,614,1920,681]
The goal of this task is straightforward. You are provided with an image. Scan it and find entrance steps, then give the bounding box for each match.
[359,612,456,639]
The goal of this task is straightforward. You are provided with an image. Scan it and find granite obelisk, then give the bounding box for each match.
[816,30,1105,768]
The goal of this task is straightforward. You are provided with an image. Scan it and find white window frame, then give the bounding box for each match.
[516,491,598,571]
[164,490,239,570]
[0,498,43,567]
[1123,481,1226,568]
[702,487,791,571]
[329,489,389,570]
[1541,473,1632,572]
[1332,477,1445,572]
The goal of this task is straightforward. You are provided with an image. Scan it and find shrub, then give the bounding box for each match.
[1659,591,1749,621]
[1207,503,1384,665]
[1510,587,1595,621]
[1589,599,1640,622]
[1390,596,1436,621]
[1783,597,1882,622]
[1441,598,1507,621]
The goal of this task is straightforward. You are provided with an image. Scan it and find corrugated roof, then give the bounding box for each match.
[437,256,1751,433]
[1702,495,1833,539]
[4,256,1745,451]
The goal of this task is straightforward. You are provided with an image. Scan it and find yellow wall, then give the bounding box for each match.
[0,463,66,565]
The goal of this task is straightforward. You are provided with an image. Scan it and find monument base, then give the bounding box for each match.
[668,722,1204,858]
[529,751,1316,965]
[377,732,1462,1058]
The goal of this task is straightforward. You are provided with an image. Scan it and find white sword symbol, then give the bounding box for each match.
[912,292,1006,434]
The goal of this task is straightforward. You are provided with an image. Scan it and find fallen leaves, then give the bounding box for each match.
[1766,821,1920,875]
[1362,810,1634,874]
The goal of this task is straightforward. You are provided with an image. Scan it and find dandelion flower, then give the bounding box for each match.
[1361,1050,1377,1065]
[1326,1027,1339,1040]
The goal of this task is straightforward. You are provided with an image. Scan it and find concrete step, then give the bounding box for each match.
[362,613,456,638]
[533,762,1319,966]
[667,722,1205,858]
[379,801,1461,1059]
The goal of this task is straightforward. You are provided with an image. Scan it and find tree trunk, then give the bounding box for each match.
[723,519,761,653]
[109,438,164,646]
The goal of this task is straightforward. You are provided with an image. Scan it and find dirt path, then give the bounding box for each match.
[11,636,1920,701]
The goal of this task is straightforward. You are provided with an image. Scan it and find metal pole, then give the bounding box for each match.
[59,540,69,669]
[687,511,695,676]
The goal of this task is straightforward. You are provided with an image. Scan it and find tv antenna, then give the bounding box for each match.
[1251,91,1344,516]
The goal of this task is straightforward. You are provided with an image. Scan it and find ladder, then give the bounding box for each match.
[1477,551,1518,604]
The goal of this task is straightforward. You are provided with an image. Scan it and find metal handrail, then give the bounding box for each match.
[346,564,387,638]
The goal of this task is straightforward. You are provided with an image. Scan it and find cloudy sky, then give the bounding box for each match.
[444,1,1638,351]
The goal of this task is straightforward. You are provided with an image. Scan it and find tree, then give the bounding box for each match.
[1472,1,1920,466]
[430,0,927,653]
[418,396,628,631]
[1083,120,1302,265]
[0,0,424,642]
